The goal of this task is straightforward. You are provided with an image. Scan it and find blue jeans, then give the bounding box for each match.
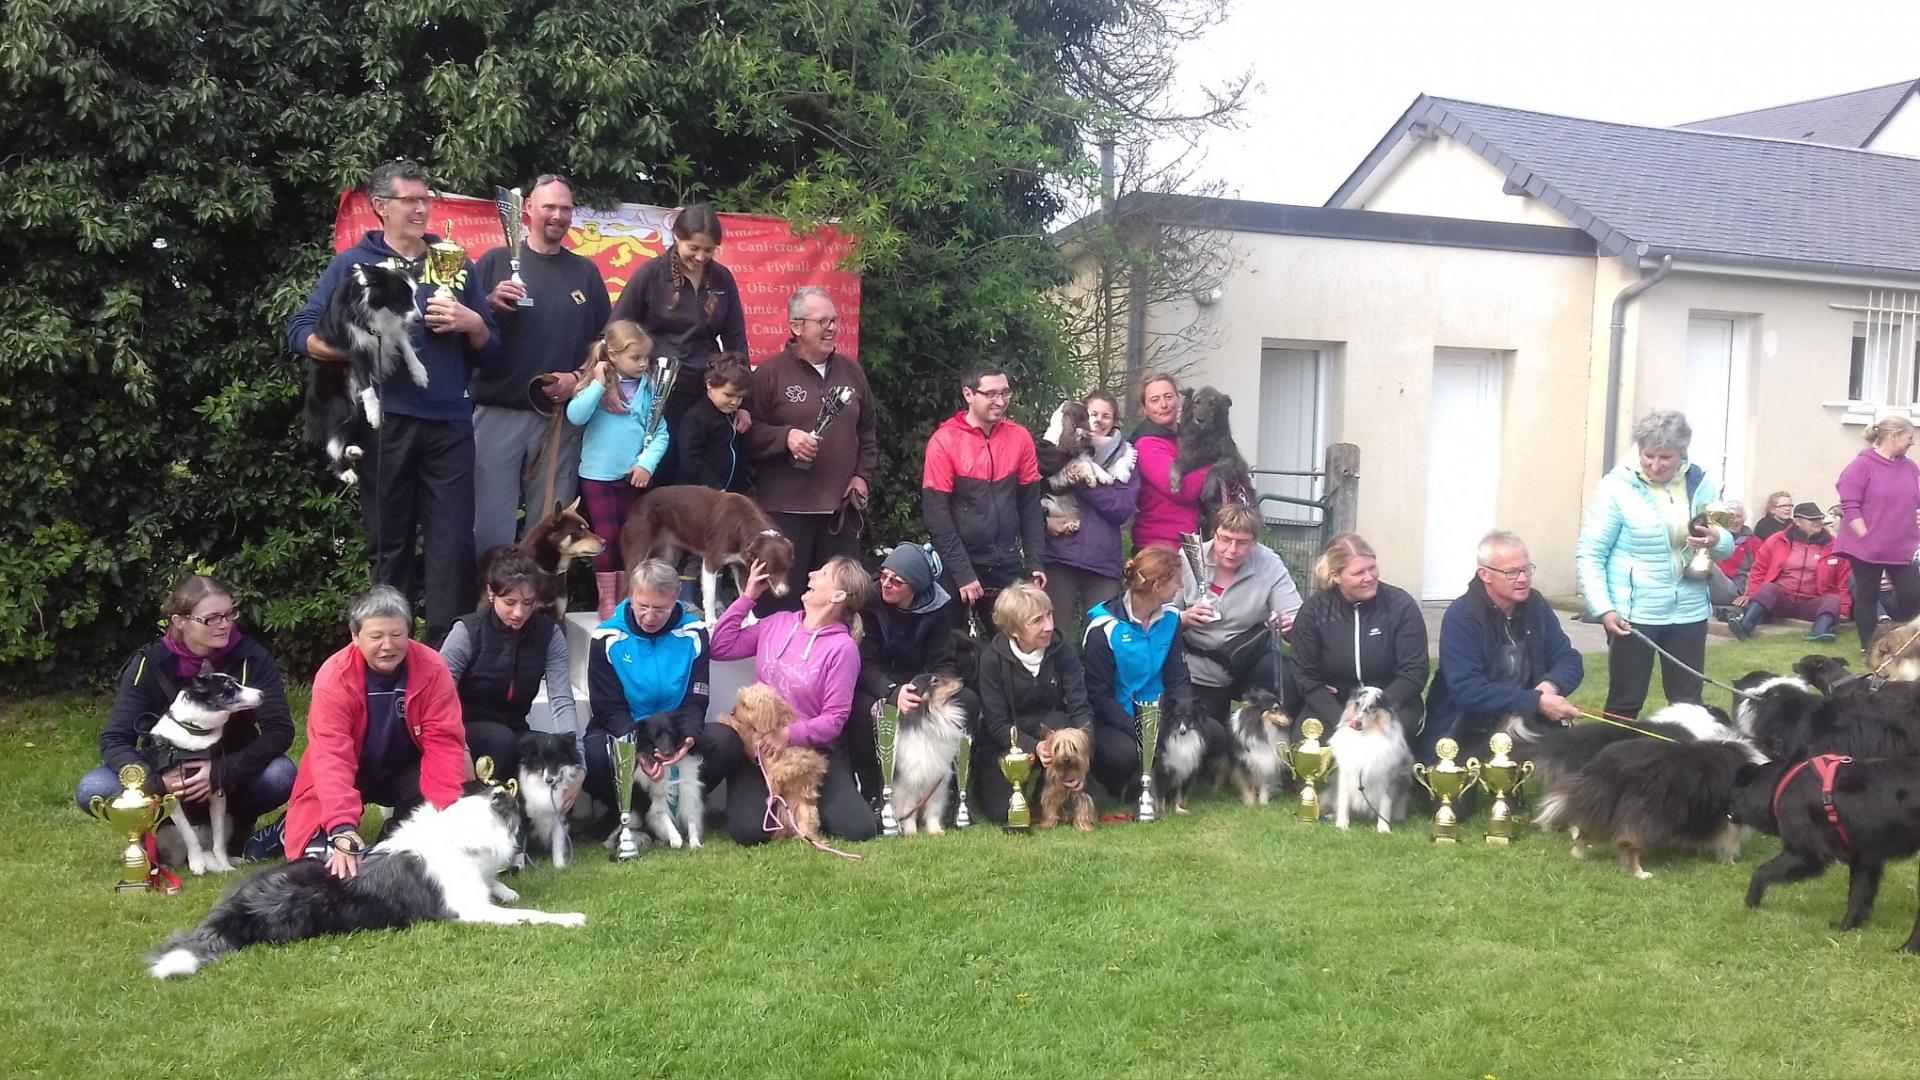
[75,755,297,829]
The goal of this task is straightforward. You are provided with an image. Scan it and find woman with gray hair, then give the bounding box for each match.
[1575,409,1735,718]
[581,559,712,813]
[281,586,472,876]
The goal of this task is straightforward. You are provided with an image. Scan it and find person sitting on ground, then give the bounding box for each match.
[282,586,469,877]
[844,542,960,809]
[697,556,879,845]
[1174,504,1304,726]
[582,559,711,813]
[1084,547,1194,810]
[1287,533,1429,739]
[1753,490,1794,541]
[78,574,296,859]
[1730,502,1851,644]
[1708,500,1760,611]
[437,549,577,783]
[1423,531,1584,762]
[969,584,1096,826]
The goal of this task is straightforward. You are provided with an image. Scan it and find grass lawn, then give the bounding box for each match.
[7,628,1920,1078]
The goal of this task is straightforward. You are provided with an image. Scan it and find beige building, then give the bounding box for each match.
[1073,82,1920,603]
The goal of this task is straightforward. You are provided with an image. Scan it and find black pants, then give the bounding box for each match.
[757,509,862,615]
[463,720,523,787]
[371,414,476,645]
[1847,557,1920,652]
[645,381,703,489]
[845,689,886,805]
[1199,641,1288,727]
[694,723,877,845]
[941,564,1020,635]
[968,719,1135,825]
[1603,620,1707,719]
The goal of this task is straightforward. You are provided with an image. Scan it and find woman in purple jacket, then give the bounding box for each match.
[696,556,880,844]
[1834,416,1920,653]
[1043,390,1141,643]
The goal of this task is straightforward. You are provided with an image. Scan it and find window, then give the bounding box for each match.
[1845,291,1920,405]
[1257,344,1333,525]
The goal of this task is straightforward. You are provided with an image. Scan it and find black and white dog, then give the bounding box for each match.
[1224,690,1290,805]
[1151,695,1219,814]
[631,713,704,849]
[516,731,585,870]
[148,788,585,979]
[1038,401,1136,533]
[891,673,978,836]
[302,262,428,485]
[148,672,264,877]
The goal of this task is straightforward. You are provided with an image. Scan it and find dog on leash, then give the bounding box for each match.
[515,731,584,870]
[1324,687,1413,832]
[1165,387,1253,531]
[630,712,704,849]
[302,263,428,485]
[1034,726,1096,833]
[717,684,828,842]
[146,672,264,876]
[148,788,585,979]
[1735,673,1920,763]
[1866,617,1920,681]
[619,487,795,625]
[1224,690,1291,805]
[477,498,604,619]
[1152,696,1220,814]
[891,673,978,836]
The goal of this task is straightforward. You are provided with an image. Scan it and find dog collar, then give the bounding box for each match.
[164,710,214,737]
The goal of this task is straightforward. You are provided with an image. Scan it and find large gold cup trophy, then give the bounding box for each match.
[1469,732,1534,846]
[1000,728,1032,833]
[1281,718,1335,824]
[87,764,181,892]
[422,222,467,300]
[1412,738,1483,844]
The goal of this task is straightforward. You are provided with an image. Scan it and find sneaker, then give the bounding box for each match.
[1805,630,1837,643]
[241,817,286,862]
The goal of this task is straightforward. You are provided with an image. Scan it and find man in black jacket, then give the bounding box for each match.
[843,543,961,806]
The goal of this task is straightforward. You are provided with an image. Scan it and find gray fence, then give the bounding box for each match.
[1252,443,1359,582]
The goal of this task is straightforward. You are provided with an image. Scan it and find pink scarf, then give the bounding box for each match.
[164,630,242,678]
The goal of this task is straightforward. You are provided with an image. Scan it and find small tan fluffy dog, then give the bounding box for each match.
[1034,727,1096,834]
[716,684,829,842]
[1866,617,1920,681]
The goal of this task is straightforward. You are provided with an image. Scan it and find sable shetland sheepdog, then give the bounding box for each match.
[1866,616,1920,682]
[619,487,795,625]
[630,712,704,849]
[717,684,828,842]
[1034,727,1096,833]
[1152,696,1220,814]
[1533,703,1765,879]
[1225,690,1291,805]
[890,673,978,836]
[516,731,585,870]
[147,789,585,979]
[302,263,428,485]
[477,498,604,619]
[146,673,264,876]
[1324,687,1413,832]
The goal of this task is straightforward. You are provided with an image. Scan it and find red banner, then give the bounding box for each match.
[333,191,860,361]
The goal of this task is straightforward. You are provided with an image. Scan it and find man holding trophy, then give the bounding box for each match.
[470,175,612,553]
[740,287,878,611]
[287,159,501,646]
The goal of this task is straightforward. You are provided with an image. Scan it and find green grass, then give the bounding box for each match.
[8,630,1920,1078]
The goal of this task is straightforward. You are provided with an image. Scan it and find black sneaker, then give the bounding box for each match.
[241,817,286,862]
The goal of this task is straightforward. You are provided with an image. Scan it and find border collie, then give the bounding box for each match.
[891,673,977,836]
[619,487,795,625]
[148,789,585,979]
[148,672,264,876]
[1504,701,1732,797]
[1324,687,1413,832]
[1225,690,1291,805]
[302,263,428,485]
[1737,674,1920,762]
[1152,696,1220,814]
[478,498,604,619]
[516,731,584,870]
[631,712,704,849]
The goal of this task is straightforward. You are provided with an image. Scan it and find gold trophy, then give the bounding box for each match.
[606,735,642,860]
[87,764,180,892]
[1135,698,1161,822]
[874,700,900,837]
[954,732,974,829]
[423,220,467,300]
[1468,733,1534,846]
[1412,738,1483,844]
[1682,502,1740,579]
[1281,718,1335,824]
[493,186,534,308]
[1000,727,1033,833]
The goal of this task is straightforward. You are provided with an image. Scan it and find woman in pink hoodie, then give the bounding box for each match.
[699,556,880,844]
[1131,372,1210,551]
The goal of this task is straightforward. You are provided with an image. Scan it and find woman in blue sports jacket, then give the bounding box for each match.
[1082,546,1195,806]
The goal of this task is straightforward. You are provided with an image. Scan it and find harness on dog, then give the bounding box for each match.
[1771,754,1855,853]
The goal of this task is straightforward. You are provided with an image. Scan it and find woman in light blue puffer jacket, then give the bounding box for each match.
[1576,410,1735,718]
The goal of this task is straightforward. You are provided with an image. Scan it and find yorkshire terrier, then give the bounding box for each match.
[1034,726,1096,834]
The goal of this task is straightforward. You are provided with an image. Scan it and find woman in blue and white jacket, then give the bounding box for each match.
[1575,409,1735,719]
[1083,546,1194,807]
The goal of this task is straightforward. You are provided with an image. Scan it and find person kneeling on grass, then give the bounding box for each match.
[1083,546,1194,810]
[695,555,879,845]
[1729,502,1851,644]
[582,559,711,815]
[438,549,577,782]
[282,586,469,878]
[969,583,1098,825]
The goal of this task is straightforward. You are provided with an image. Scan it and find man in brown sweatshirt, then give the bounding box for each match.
[741,286,878,610]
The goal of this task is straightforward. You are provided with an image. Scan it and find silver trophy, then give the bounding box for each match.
[494,187,534,308]
[641,355,681,441]
[954,732,973,829]
[606,735,642,860]
[1136,698,1161,823]
[794,385,855,471]
[874,699,899,837]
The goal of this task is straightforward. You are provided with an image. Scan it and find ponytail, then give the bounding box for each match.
[1314,532,1377,589]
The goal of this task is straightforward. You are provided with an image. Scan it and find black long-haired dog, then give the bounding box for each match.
[1736,674,1920,762]
[302,263,428,484]
[1152,695,1222,814]
[1165,386,1252,534]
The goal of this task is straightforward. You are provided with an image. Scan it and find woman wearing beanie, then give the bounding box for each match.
[1833,415,1920,653]
[844,543,962,808]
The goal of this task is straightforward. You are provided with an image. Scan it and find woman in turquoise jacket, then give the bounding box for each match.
[568,319,671,618]
[1575,409,1734,718]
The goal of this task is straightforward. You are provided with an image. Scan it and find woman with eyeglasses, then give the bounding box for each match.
[842,543,959,811]
[77,574,297,860]
[1286,533,1429,739]
[580,559,711,818]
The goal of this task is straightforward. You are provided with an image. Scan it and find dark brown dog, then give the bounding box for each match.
[619,487,795,624]
[476,497,604,618]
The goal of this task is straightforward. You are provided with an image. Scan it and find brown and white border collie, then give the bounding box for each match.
[619,487,795,625]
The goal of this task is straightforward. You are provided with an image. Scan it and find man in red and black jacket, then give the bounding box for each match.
[921,366,1047,631]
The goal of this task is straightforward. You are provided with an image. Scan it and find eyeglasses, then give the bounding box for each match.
[968,387,1013,399]
[1479,563,1536,582]
[375,196,432,209]
[794,316,839,328]
[877,570,907,587]
[182,610,238,627]
[631,601,677,617]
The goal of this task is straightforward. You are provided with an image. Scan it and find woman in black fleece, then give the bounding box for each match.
[1287,533,1429,740]
[969,583,1096,826]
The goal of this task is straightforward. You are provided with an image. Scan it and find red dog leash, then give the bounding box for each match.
[143,831,183,895]
[1772,754,1855,853]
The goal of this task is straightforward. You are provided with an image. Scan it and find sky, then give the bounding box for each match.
[1173,0,1920,206]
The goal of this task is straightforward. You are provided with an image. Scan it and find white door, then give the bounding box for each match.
[1421,350,1505,600]
[1684,316,1746,503]
[1257,347,1325,523]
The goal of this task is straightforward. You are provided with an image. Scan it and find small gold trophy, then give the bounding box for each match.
[1000,727,1032,833]
[1412,738,1483,844]
[1135,698,1160,823]
[874,700,900,837]
[423,220,467,300]
[1469,732,1534,846]
[1281,718,1335,824]
[87,764,180,892]
[954,732,974,829]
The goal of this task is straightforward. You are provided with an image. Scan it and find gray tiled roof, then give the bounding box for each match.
[1332,95,1920,277]
[1680,81,1915,147]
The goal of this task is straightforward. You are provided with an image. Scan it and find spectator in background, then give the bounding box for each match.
[1042,389,1139,644]
[1832,416,1920,654]
[1709,500,1760,610]
[1730,502,1850,643]
[1753,490,1795,541]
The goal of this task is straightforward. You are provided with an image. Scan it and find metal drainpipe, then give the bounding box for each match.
[1602,254,1675,472]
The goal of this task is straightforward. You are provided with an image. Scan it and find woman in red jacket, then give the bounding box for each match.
[1729,502,1852,643]
[282,586,470,878]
